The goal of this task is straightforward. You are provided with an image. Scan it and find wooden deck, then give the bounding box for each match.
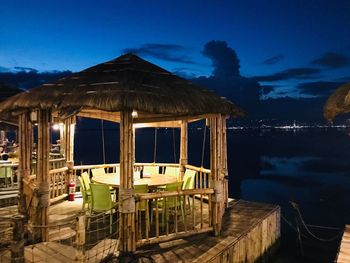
[136,200,280,263]
[337,225,350,263]
[0,199,280,262]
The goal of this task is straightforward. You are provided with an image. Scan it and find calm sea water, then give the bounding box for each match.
[74,119,350,262]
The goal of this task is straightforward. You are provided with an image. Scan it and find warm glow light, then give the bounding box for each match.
[131,110,138,118]
[52,124,60,130]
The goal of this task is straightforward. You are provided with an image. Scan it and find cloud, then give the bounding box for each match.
[172,67,197,79]
[297,81,341,96]
[123,43,195,64]
[253,67,321,82]
[261,54,284,65]
[311,52,350,69]
[300,158,350,174]
[201,40,240,79]
[261,85,277,95]
[337,76,350,82]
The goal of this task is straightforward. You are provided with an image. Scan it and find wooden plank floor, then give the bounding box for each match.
[337,225,350,263]
[136,200,280,263]
[0,199,280,263]
[0,239,119,263]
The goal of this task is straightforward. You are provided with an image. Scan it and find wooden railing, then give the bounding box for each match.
[185,164,211,189]
[30,158,66,175]
[135,188,214,247]
[72,163,120,177]
[49,167,68,198]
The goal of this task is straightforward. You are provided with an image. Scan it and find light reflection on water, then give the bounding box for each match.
[229,128,350,262]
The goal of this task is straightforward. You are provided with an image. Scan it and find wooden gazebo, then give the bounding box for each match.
[0,54,244,253]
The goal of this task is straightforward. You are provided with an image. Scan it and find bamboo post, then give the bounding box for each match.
[75,212,86,262]
[0,130,5,143]
[179,121,188,180]
[119,110,136,253]
[209,115,224,236]
[63,116,76,162]
[222,115,229,208]
[35,109,51,241]
[18,113,32,216]
[11,214,25,263]
[64,116,76,193]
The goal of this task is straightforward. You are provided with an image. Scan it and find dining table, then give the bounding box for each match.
[91,173,178,189]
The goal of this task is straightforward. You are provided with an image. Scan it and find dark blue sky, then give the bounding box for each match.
[1,0,350,98]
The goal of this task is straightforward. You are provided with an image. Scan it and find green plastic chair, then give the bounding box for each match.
[81,172,91,193]
[143,165,159,176]
[164,166,180,180]
[0,166,13,187]
[91,168,106,177]
[89,183,118,233]
[182,169,196,190]
[135,184,149,234]
[78,176,91,209]
[182,169,196,212]
[135,184,148,211]
[155,181,184,230]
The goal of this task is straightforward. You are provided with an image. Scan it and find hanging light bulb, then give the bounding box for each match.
[131,110,138,118]
[52,124,60,130]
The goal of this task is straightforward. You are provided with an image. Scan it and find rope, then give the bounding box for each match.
[201,123,207,167]
[153,128,157,163]
[290,201,343,242]
[38,182,50,208]
[172,128,177,163]
[101,120,106,164]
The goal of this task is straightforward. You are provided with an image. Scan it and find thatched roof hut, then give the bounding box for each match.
[324,82,350,121]
[0,54,244,121]
[2,54,244,251]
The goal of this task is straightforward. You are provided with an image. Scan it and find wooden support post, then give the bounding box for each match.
[75,212,86,262]
[221,115,229,208]
[179,120,188,180]
[18,113,32,216]
[0,130,5,142]
[35,109,51,241]
[119,111,136,253]
[209,115,224,236]
[63,116,76,191]
[63,116,76,162]
[11,214,25,263]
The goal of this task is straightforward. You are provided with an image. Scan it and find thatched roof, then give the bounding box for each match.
[323,82,350,121]
[0,84,23,101]
[0,54,244,122]
[0,84,22,126]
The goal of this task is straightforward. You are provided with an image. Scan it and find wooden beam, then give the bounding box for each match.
[134,113,214,124]
[77,109,120,122]
[133,120,182,128]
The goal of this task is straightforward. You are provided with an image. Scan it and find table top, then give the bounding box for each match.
[91,173,177,188]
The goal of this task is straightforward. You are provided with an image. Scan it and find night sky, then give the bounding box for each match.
[1,0,350,101]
